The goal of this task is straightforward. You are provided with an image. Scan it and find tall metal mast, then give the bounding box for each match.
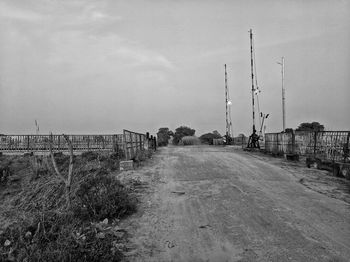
[247,29,259,148]
[249,29,256,133]
[278,57,286,131]
[225,64,229,142]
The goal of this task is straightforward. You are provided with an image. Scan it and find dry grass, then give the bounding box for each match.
[0,152,138,261]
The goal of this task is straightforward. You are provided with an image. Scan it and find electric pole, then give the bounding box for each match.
[249,29,256,133]
[225,64,229,144]
[277,57,285,132]
[247,29,259,148]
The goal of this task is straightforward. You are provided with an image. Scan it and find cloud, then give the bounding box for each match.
[0,1,45,22]
[115,47,175,70]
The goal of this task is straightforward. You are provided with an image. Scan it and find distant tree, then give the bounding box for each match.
[237,133,246,138]
[157,127,173,147]
[296,122,325,132]
[212,130,221,137]
[199,132,222,145]
[173,126,195,145]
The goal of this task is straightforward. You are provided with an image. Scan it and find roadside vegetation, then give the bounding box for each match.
[0,148,149,261]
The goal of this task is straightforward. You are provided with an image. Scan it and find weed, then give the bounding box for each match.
[0,211,124,262]
[73,169,137,221]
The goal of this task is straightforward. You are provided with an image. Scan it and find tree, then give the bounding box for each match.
[296,122,325,132]
[157,127,173,147]
[212,130,221,137]
[173,126,195,145]
[200,132,222,145]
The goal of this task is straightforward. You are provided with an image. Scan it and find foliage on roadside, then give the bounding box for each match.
[173,126,195,145]
[199,132,222,145]
[73,169,137,221]
[0,211,124,262]
[296,122,325,132]
[157,127,173,147]
[0,151,141,261]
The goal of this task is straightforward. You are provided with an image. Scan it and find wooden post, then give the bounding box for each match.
[58,135,61,151]
[27,135,30,151]
[139,134,143,150]
[344,132,350,163]
[112,135,116,152]
[313,131,317,159]
[291,130,296,154]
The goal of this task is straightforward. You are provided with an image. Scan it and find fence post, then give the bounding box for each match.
[146,132,150,150]
[123,133,128,160]
[154,137,157,151]
[129,132,134,159]
[112,135,116,152]
[27,135,30,151]
[291,130,296,154]
[313,131,317,159]
[344,132,350,163]
[139,134,142,150]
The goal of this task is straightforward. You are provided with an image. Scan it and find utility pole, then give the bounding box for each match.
[247,29,259,148]
[249,29,256,133]
[277,57,285,132]
[225,64,229,144]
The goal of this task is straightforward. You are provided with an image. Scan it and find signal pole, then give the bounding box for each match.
[277,57,285,132]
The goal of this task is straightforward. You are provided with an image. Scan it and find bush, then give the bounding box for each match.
[73,169,137,221]
[81,151,99,161]
[179,136,201,146]
[157,127,172,147]
[173,126,195,145]
[0,211,124,262]
[199,133,222,145]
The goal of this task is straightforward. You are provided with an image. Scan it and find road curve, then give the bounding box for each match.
[123,146,350,262]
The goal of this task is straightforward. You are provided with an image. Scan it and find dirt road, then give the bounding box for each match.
[120,146,350,262]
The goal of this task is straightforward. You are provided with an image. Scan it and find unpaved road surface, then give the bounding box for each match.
[120,146,350,262]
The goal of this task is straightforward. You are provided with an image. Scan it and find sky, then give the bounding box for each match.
[0,0,349,136]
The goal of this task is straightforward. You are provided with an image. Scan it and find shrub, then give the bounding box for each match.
[179,136,201,146]
[173,126,195,145]
[157,127,172,147]
[0,211,124,262]
[73,169,137,221]
[199,133,222,145]
[81,151,99,161]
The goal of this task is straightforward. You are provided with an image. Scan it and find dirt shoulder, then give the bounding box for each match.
[242,149,350,204]
[121,146,350,262]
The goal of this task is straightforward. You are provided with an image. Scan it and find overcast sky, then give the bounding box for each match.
[0,0,349,136]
